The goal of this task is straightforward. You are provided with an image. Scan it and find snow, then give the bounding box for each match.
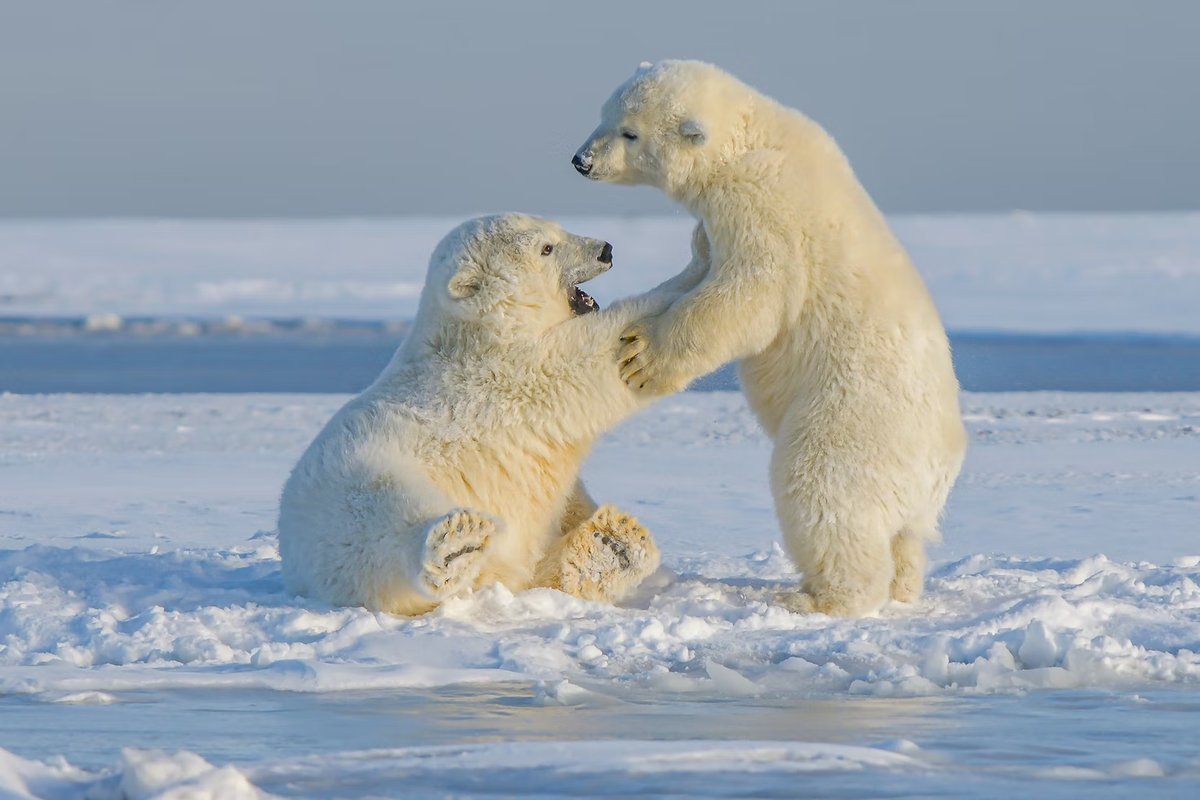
[3,212,1200,795]
[3,213,1200,333]
[0,747,262,800]
[1,732,1196,799]
[0,741,930,799]
[1,390,1199,796]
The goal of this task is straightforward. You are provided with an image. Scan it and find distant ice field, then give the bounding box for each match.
[5,213,1199,395]
[2,213,1199,333]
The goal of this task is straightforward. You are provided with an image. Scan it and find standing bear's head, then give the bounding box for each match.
[572,60,756,197]
[421,214,612,335]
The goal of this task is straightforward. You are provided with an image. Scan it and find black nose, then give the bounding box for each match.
[572,153,592,175]
[598,242,613,264]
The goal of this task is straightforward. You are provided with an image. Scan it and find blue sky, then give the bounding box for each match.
[0,0,1195,216]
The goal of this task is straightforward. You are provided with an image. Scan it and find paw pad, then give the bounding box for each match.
[419,510,493,598]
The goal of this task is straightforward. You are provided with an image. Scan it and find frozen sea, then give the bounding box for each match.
[1,215,1199,798]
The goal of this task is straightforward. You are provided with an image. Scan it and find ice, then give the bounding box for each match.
[3,735,1197,798]
[0,741,925,799]
[3,542,1195,696]
[3,212,1200,794]
[0,747,267,800]
[110,749,265,800]
[0,392,1197,709]
[2,214,1199,333]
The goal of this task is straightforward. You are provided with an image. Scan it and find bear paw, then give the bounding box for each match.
[889,570,923,604]
[618,324,687,395]
[559,505,660,603]
[418,510,494,599]
[776,590,817,614]
[889,533,926,604]
[777,584,887,617]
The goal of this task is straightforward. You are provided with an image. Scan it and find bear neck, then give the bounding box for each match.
[668,96,841,218]
[395,312,543,370]
[663,92,772,208]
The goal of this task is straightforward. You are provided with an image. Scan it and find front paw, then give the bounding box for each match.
[617,323,648,381]
[618,325,685,395]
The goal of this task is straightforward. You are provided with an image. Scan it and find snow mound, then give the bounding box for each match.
[1,541,1197,700]
[5,736,1198,798]
[0,741,927,799]
[0,747,265,799]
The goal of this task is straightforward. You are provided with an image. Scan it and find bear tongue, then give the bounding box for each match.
[569,286,599,315]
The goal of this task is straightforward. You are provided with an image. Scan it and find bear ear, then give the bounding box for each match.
[446,257,483,299]
[680,118,707,145]
[638,60,653,70]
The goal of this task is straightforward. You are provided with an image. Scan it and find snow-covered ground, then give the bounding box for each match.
[2,213,1199,797]
[3,214,1200,334]
[1,391,1198,797]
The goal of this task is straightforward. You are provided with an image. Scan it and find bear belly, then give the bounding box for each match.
[737,328,816,437]
[435,437,587,582]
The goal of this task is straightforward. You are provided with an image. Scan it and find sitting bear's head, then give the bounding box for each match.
[423,214,612,335]
[572,60,751,196]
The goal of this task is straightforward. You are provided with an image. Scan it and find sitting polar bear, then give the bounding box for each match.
[278,214,674,615]
[573,60,967,616]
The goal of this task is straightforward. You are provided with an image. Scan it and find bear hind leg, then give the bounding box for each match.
[780,525,893,616]
[889,529,928,604]
[771,427,900,617]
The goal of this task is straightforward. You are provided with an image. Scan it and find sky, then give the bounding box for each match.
[0,0,1196,217]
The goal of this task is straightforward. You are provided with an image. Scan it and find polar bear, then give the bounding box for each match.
[278,214,671,615]
[572,60,967,616]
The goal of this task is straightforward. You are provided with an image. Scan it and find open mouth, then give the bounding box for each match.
[568,285,599,315]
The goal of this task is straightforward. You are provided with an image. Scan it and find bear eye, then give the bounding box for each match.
[541,244,554,256]
[621,130,638,141]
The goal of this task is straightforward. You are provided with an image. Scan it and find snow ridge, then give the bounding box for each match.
[1,540,1197,700]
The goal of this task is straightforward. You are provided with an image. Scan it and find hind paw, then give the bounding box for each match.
[418,510,494,599]
[559,505,660,603]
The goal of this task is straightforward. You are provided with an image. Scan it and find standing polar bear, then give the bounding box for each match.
[573,60,967,616]
[278,214,671,615]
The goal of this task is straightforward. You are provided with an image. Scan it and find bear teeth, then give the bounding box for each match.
[569,286,599,315]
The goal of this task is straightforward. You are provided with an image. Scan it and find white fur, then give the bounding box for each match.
[575,61,968,616]
[278,214,666,614]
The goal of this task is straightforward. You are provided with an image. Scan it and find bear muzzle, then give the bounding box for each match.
[568,286,598,315]
[566,239,612,315]
[572,150,594,176]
